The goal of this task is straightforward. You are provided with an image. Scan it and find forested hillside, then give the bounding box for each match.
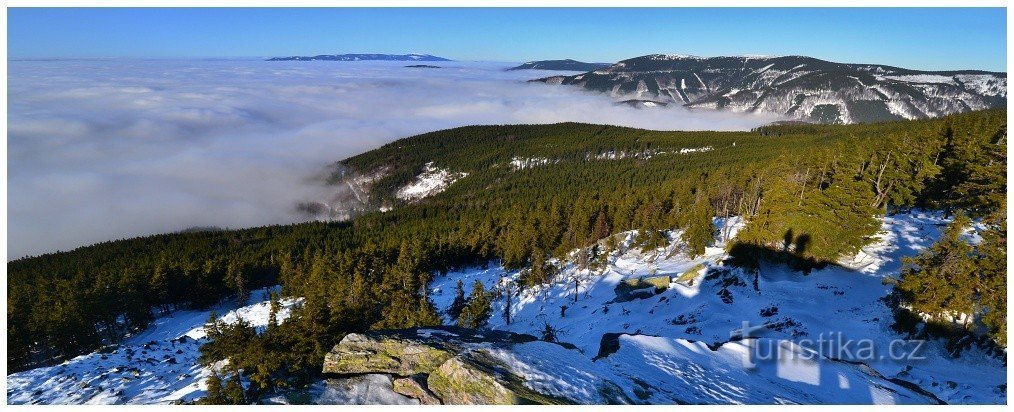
[9,110,1006,395]
[535,54,1006,123]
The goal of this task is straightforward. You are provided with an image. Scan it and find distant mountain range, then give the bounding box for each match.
[267,53,451,62]
[507,59,610,71]
[535,54,1007,124]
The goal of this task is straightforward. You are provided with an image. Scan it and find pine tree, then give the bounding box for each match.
[897,213,976,325]
[267,292,280,332]
[227,260,249,307]
[447,280,467,321]
[591,208,611,241]
[458,281,492,329]
[415,295,444,327]
[414,271,444,327]
[682,199,715,258]
[223,372,246,404]
[975,207,1006,345]
[149,263,170,314]
[202,371,227,405]
[204,311,222,341]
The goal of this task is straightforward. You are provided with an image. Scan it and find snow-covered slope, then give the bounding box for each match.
[428,211,1006,404]
[10,212,1004,405]
[395,162,467,201]
[536,54,1006,124]
[7,289,300,405]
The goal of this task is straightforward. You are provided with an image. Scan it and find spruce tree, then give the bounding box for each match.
[897,213,976,325]
[458,281,492,329]
[223,373,246,404]
[975,207,1006,344]
[202,371,227,405]
[448,280,467,321]
[267,292,280,332]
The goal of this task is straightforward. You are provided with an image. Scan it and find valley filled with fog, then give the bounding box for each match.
[8,59,780,258]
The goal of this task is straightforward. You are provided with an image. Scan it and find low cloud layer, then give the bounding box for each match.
[8,59,780,259]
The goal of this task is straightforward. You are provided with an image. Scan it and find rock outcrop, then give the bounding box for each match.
[392,375,441,405]
[322,331,455,376]
[322,326,627,405]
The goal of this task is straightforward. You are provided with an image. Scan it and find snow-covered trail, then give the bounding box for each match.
[7,288,300,405]
[429,211,1006,404]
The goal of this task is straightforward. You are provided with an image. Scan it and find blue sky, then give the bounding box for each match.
[8,7,1007,71]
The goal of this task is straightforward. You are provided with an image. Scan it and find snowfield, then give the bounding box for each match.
[395,162,467,201]
[428,211,1006,404]
[7,211,1006,404]
[7,289,300,405]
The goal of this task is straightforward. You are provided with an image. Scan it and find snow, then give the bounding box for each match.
[429,211,1006,404]
[7,288,301,405]
[678,146,713,154]
[509,156,556,170]
[310,375,419,405]
[10,211,1005,404]
[603,335,931,404]
[509,148,712,170]
[648,54,703,61]
[954,74,1007,97]
[885,74,956,84]
[395,162,467,201]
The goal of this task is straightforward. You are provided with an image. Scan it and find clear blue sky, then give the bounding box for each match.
[8,7,1007,71]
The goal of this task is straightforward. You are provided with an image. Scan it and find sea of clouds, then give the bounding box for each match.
[7,59,781,259]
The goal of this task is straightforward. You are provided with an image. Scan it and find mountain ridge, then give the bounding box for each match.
[507,59,611,71]
[534,54,1006,124]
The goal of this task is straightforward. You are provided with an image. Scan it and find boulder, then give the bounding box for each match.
[322,332,453,376]
[323,327,534,376]
[614,275,672,302]
[321,326,625,405]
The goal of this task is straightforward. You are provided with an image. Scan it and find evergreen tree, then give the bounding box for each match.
[447,280,467,321]
[201,371,227,405]
[682,199,715,258]
[149,263,170,314]
[976,207,1007,345]
[458,280,492,329]
[204,311,221,341]
[223,373,246,404]
[227,260,249,307]
[267,292,280,332]
[897,213,976,325]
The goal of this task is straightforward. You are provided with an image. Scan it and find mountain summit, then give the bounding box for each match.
[535,54,1006,123]
[507,59,610,71]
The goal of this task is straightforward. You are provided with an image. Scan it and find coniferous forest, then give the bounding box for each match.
[7,109,1006,400]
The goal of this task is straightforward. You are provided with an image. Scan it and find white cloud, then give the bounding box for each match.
[7,59,781,259]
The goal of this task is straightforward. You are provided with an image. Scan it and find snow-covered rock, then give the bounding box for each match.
[395,162,467,201]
